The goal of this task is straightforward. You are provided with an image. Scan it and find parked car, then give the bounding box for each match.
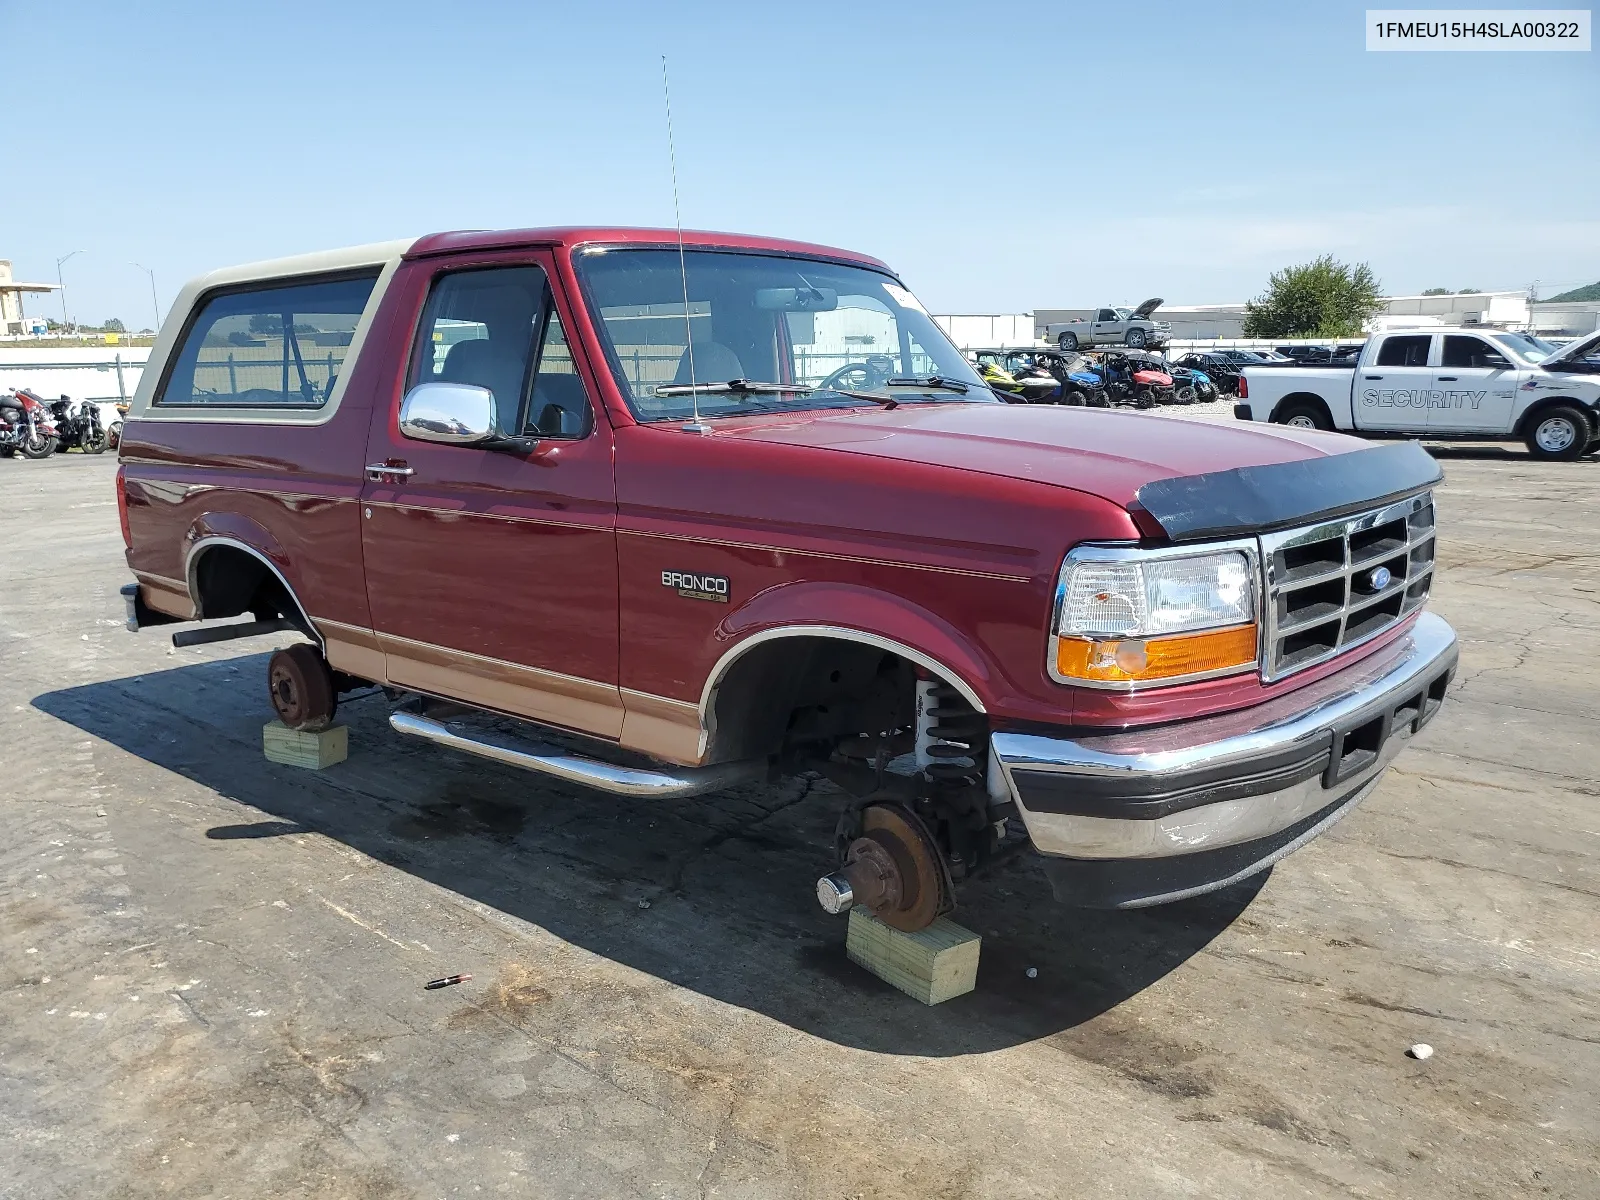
[119,227,1458,931]
[1044,301,1170,351]
[1236,328,1600,460]
[1275,343,1366,366]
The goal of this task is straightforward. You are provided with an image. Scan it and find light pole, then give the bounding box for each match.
[55,250,83,330]
[131,262,161,332]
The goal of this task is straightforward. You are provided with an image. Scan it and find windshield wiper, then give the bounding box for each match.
[652,378,813,398]
[885,375,970,394]
[654,378,901,410]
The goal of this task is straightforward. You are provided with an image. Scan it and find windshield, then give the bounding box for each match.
[1112,307,1132,320]
[574,248,990,422]
[1498,331,1557,363]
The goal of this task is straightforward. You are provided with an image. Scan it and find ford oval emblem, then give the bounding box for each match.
[1368,566,1393,592]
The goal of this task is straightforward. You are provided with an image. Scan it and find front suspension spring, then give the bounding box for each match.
[915,677,988,786]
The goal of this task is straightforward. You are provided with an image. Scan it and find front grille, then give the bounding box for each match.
[1260,491,1435,681]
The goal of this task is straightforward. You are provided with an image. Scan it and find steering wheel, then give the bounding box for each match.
[820,357,892,393]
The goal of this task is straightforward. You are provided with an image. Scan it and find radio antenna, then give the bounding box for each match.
[661,56,708,434]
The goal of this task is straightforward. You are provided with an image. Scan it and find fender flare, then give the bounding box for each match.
[183,525,320,645]
[1269,391,1337,426]
[1514,395,1598,438]
[697,581,1004,737]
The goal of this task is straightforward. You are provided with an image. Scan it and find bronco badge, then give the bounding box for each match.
[662,570,730,603]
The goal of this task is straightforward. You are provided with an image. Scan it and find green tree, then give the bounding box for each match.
[1546,281,1600,302]
[1421,287,1451,296]
[1242,256,1384,338]
[1456,288,1479,295]
[103,317,126,333]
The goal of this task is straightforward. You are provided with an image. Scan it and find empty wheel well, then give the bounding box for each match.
[704,636,930,765]
[188,544,314,636]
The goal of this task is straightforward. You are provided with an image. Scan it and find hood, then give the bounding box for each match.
[1541,328,1600,370]
[707,403,1359,513]
[1132,297,1164,319]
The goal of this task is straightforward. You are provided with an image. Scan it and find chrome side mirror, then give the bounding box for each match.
[398,382,501,445]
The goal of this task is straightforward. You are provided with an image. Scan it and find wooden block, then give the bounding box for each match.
[845,909,981,1005]
[263,721,348,770]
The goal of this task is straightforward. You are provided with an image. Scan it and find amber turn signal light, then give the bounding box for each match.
[1055,624,1258,686]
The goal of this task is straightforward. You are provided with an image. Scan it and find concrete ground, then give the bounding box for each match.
[2,444,1596,1200]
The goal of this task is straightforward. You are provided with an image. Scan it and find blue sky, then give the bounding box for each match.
[2,0,1595,328]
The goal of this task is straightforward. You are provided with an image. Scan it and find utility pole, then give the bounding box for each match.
[131,262,161,332]
[55,250,83,330]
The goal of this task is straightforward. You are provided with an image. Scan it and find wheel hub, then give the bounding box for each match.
[816,803,951,931]
[1536,417,1575,452]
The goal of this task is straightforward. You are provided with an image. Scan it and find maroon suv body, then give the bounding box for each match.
[118,227,1457,927]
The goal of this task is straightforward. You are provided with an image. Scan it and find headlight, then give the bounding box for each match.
[1050,545,1259,688]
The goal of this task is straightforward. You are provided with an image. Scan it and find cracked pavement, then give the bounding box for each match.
[1,446,1596,1199]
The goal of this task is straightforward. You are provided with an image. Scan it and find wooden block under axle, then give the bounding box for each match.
[846,909,981,1005]
[263,721,348,770]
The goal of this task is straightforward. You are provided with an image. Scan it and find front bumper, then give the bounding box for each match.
[991,611,1457,908]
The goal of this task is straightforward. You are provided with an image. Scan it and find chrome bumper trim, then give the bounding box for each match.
[993,612,1457,860]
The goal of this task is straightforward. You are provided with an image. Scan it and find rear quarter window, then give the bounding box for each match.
[156,272,380,408]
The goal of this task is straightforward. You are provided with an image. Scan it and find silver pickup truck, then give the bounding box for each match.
[1046,300,1171,351]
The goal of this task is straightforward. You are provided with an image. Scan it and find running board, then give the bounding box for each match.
[388,710,759,799]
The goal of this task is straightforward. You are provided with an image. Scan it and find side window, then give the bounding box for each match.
[1096,309,1117,322]
[1376,335,1431,368]
[1442,336,1510,369]
[157,273,378,408]
[409,265,590,440]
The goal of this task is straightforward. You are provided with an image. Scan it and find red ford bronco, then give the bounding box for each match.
[118,227,1457,931]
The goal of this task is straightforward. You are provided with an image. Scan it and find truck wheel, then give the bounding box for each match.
[1276,401,1333,431]
[1124,329,1147,348]
[267,644,337,731]
[1057,331,1078,351]
[1525,406,1590,461]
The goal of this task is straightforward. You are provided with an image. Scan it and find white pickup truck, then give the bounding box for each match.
[1235,328,1600,461]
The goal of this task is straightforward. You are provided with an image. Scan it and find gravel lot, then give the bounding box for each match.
[2,442,1596,1199]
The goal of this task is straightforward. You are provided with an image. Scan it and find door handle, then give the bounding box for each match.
[366,462,414,479]
[1364,375,1383,380]
[1436,376,1457,382]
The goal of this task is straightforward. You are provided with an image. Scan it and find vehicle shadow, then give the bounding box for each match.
[1423,442,1599,463]
[34,657,1263,1057]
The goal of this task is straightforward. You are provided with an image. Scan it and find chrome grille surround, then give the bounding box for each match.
[1259,491,1435,682]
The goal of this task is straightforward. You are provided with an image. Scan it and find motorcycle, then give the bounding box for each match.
[45,394,111,454]
[0,388,60,459]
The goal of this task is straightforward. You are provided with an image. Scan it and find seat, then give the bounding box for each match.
[440,339,527,433]
[672,341,744,385]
